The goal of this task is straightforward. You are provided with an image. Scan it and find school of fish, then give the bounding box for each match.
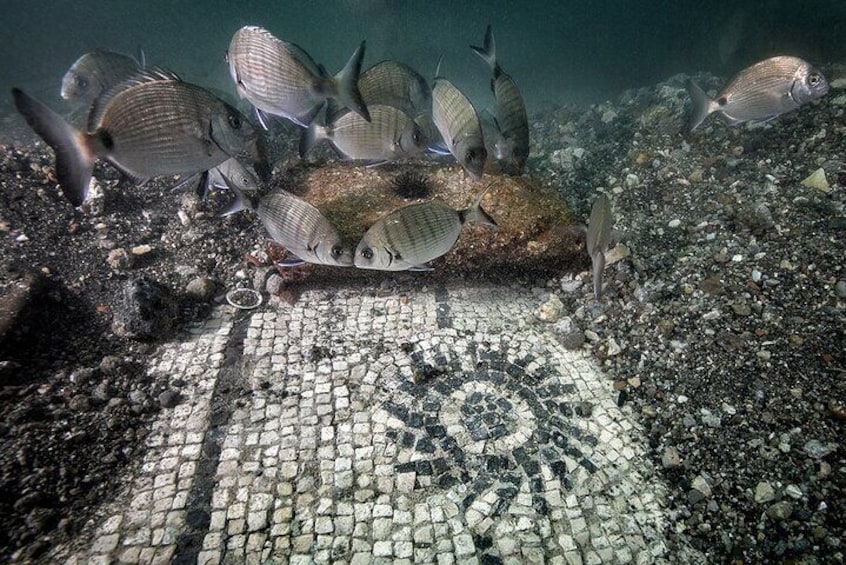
[11,22,832,282]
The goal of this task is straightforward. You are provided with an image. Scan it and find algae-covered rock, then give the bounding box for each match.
[279,162,583,276]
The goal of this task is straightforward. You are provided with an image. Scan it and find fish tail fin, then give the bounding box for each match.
[462,182,498,227]
[470,24,500,76]
[685,79,716,133]
[12,88,97,206]
[299,119,328,159]
[217,171,256,216]
[591,251,606,301]
[334,41,370,122]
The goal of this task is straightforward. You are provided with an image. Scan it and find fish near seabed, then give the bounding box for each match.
[13,69,260,207]
[586,194,612,301]
[61,50,143,105]
[227,25,370,128]
[470,25,529,175]
[223,179,354,267]
[685,56,829,133]
[431,66,487,179]
[300,104,428,163]
[354,188,497,271]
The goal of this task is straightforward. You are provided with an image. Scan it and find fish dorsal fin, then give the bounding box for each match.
[89,66,182,130]
[433,55,445,80]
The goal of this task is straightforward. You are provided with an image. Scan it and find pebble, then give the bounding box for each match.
[803,439,832,459]
[624,173,639,189]
[661,447,681,469]
[186,277,216,301]
[800,168,830,193]
[835,280,846,299]
[559,277,583,293]
[131,244,153,256]
[699,409,721,428]
[754,482,775,504]
[536,294,564,322]
[106,248,133,271]
[766,501,793,521]
[158,390,181,409]
[606,338,622,356]
[676,395,689,404]
[784,484,803,500]
[667,219,681,228]
[691,474,712,499]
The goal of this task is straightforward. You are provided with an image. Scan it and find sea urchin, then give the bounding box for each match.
[391,170,432,199]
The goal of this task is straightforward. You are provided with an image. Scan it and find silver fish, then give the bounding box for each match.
[61,50,142,105]
[355,189,496,271]
[327,60,431,123]
[13,69,259,206]
[225,183,353,267]
[301,104,427,162]
[686,56,829,132]
[205,157,261,199]
[586,194,612,301]
[471,25,529,175]
[431,73,486,179]
[227,25,369,128]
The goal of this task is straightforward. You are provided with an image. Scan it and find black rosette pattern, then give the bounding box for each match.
[380,338,599,518]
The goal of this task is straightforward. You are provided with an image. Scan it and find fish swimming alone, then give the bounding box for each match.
[471,25,529,175]
[13,69,260,207]
[431,69,487,179]
[685,55,829,132]
[354,189,497,271]
[586,194,612,301]
[61,49,143,105]
[224,180,354,267]
[300,104,428,163]
[227,25,369,128]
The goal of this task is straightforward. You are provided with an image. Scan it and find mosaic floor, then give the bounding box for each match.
[56,282,674,564]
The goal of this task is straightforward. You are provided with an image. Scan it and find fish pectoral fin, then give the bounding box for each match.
[427,143,451,155]
[408,264,434,272]
[254,107,271,130]
[276,253,306,267]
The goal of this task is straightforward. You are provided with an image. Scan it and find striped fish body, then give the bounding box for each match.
[257,192,353,266]
[228,26,369,127]
[432,78,486,178]
[492,71,529,174]
[61,50,141,104]
[320,104,426,161]
[586,194,612,301]
[355,200,463,271]
[470,25,528,174]
[328,60,431,123]
[90,74,257,180]
[686,56,829,132]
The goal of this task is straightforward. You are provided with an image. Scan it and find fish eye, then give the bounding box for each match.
[465,149,476,162]
[331,245,344,259]
[76,76,88,89]
[808,73,821,87]
[228,112,242,129]
[361,247,374,260]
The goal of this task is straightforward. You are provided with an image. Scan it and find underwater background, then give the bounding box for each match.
[3,0,846,117]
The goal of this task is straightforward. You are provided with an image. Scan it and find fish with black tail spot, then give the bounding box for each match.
[471,25,529,175]
[354,186,497,271]
[227,25,369,128]
[13,69,260,207]
[431,63,487,179]
[685,56,829,133]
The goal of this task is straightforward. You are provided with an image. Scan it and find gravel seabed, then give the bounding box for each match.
[0,68,844,562]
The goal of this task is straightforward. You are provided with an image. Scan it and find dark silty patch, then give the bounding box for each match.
[387,345,598,523]
[435,285,451,328]
[172,313,250,564]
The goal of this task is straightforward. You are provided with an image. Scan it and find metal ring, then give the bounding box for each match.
[225,288,263,310]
